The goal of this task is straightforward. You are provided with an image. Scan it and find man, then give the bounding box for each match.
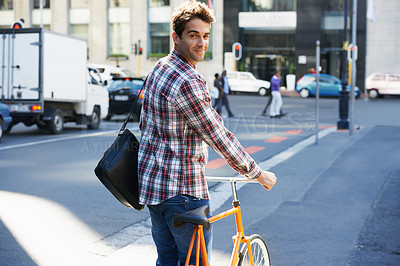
[260,85,272,116]
[138,1,277,265]
[269,71,283,118]
[213,73,223,114]
[220,70,234,117]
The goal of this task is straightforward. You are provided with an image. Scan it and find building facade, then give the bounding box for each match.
[1,0,399,91]
[0,0,225,86]
[223,0,368,90]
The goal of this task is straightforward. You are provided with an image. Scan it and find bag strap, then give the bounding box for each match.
[118,76,148,135]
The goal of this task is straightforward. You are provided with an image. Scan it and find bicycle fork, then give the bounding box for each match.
[184,181,255,266]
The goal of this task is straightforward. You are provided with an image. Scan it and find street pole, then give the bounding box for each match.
[315,40,320,145]
[137,40,141,76]
[349,0,358,135]
[40,0,43,28]
[337,0,349,130]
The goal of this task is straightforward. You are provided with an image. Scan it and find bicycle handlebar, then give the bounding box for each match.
[205,176,258,183]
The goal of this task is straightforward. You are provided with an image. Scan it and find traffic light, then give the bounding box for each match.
[347,43,358,62]
[138,47,143,55]
[133,43,138,55]
[232,42,242,61]
[11,19,24,29]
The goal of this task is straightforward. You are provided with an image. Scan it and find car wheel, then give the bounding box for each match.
[368,89,379,99]
[258,87,268,96]
[299,88,310,98]
[0,118,4,142]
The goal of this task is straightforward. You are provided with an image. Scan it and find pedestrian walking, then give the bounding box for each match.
[261,86,272,116]
[269,71,283,118]
[137,1,277,265]
[213,73,223,114]
[220,70,234,117]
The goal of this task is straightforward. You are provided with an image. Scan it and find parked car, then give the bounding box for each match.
[296,73,360,98]
[0,103,12,142]
[88,63,135,83]
[365,73,400,98]
[226,71,271,96]
[106,77,145,121]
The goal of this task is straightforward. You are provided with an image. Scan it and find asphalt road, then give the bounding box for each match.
[0,94,399,265]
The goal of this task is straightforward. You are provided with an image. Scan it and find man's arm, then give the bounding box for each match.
[174,79,277,190]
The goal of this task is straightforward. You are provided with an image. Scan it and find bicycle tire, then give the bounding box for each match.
[237,234,270,266]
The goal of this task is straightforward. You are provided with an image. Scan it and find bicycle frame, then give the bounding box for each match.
[184,177,258,266]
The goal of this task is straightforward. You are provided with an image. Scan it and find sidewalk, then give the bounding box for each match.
[251,125,400,265]
[95,125,400,265]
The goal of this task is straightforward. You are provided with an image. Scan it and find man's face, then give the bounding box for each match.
[173,17,210,66]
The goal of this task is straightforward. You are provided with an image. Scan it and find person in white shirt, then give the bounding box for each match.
[220,70,234,117]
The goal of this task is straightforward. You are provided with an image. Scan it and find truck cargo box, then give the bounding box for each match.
[43,31,87,102]
[0,28,87,103]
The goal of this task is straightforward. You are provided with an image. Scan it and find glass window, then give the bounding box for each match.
[389,74,400,81]
[326,0,345,12]
[109,0,129,8]
[244,0,296,12]
[34,0,50,8]
[149,0,170,7]
[109,23,130,57]
[32,24,51,30]
[150,23,170,56]
[108,79,144,92]
[70,0,89,8]
[70,24,89,41]
[0,0,13,10]
[305,76,316,82]
[372,74,386,81]
[240,74,252,80]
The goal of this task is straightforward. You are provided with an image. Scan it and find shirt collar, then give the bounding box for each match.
[171,49,196,69]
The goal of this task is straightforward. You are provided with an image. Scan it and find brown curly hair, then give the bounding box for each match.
[172,1,215,38]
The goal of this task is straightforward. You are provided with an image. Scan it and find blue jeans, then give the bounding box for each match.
[148,195,213,266]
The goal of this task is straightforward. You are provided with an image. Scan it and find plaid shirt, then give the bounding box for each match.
[138,49,262,205]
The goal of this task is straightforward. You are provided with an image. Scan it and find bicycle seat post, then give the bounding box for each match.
[230,180,240,206]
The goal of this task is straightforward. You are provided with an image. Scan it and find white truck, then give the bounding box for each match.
[0,28,108,134]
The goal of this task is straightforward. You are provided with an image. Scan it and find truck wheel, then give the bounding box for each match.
[47,109,64,134]
[87,107,100,130]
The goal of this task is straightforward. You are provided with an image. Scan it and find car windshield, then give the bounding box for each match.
[108,79,144,93]
[122,69,136,77]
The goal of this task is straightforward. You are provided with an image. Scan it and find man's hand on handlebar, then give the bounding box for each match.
[256,170,277,191]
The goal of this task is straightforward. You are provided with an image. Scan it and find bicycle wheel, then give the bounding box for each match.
[237,234,270,266]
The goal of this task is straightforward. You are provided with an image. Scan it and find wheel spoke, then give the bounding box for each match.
[237,234,270,266]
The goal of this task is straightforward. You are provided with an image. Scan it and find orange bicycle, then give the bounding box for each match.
[173,176,271,266]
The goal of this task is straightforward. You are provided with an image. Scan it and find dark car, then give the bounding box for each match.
[106,77,145,121]
[296,73,360,98]
[0,103,12,142]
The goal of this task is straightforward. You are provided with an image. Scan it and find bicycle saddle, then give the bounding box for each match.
[172,205,210,231]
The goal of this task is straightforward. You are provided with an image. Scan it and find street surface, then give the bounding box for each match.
[0,94,399,265]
